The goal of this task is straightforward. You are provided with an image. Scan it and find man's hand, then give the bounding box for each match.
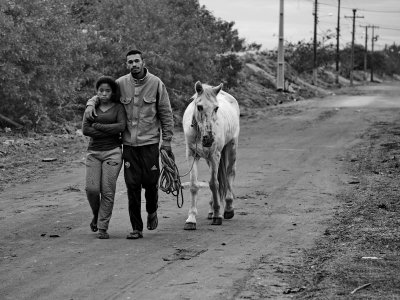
[84,105,97,121]
[160,140,171,151]
[160,140,174,159]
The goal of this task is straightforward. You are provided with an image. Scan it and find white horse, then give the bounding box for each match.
[182,81,240,230]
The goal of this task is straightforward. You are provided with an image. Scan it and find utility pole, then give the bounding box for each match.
[335,0,341,85]
[277,0,284,91]
[363,25,370,81]
[370,25,379,82]
[312,0,318,85]
[345,9,363,86]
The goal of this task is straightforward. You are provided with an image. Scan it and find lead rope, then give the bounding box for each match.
[158,149,185,208]
[159,120,199,208]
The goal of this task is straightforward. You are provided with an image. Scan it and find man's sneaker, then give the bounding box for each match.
[126,230,143,239]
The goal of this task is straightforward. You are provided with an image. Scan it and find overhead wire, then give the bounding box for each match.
[302,0,399,48]
[318,2,400,13]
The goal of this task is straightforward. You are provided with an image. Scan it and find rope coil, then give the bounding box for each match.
[158,123,199,208]
[158,149,184,208]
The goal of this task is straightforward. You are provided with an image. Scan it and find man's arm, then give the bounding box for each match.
[84,96,100,121]
[156,81,174,150]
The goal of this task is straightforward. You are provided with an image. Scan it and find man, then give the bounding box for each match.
[85,49,174,239]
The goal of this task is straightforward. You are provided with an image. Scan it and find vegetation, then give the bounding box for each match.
[284,37,400,79]
[0,0,259,131]
[0,0,399,131]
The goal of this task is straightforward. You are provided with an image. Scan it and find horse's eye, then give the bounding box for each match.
[197,105,203,112]
[214,107,219,113]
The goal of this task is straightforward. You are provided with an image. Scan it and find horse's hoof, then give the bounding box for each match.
[207,212,213,220]
[184,222,196,230]
[224,210,234,219]
[211,217,222,225]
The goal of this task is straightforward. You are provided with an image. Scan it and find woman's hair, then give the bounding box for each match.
[95,76,119,103]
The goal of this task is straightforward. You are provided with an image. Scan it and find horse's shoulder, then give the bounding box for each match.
[219,90,236,102]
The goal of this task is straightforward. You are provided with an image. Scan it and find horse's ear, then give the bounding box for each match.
[212,83,223,95]
[195,81,203,94]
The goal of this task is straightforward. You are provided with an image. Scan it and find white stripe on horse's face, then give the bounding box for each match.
[194,84,220,148]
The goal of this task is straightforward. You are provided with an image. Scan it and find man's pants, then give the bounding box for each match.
[123,144,159,232]
[85,147,122,231]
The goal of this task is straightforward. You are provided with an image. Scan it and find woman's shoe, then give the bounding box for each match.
[90,220,98,232]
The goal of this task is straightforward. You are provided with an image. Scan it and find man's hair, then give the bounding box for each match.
[126,49,143,59]
[95,76,119,103]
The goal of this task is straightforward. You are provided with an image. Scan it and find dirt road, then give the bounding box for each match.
[1,83,400,300]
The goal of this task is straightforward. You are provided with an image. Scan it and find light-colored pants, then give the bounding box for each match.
[85,147,122,231]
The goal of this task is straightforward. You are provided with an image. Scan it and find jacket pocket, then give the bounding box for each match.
[142,96,157,118]
[143,96,156,104]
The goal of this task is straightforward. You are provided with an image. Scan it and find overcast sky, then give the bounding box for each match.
[199,0,400,51]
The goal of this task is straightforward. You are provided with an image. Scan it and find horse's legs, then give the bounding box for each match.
[224,138,237,219]
[209,153,223,225]
[207,198,213,219]
[205,160,214,220]
[184,154,199,230]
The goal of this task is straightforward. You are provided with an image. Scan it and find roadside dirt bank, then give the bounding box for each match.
[287,83,400,299]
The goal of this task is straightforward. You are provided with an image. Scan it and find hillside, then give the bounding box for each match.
[228,52,331,113]
[228,50,397,118]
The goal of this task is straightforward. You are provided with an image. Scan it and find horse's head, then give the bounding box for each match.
[193,81,223,148]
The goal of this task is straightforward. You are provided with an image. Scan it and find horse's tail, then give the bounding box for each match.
[217,145,228,201]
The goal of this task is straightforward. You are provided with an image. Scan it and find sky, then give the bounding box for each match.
[198,0,400,51]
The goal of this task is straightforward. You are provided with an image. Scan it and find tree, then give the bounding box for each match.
[381,43,400,76]
[0,0,250,130]
[0,0,90,129]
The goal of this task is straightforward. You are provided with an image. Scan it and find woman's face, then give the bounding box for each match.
[97,83,113,102]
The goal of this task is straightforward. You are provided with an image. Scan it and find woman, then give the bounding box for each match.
[82,76,126,239]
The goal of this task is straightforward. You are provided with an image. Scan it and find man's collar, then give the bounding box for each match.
[130,68,149,84]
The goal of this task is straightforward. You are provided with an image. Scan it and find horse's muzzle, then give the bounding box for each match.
[202,134,214,147]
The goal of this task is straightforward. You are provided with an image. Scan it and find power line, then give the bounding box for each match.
[319,21,400,37]
[320,20,400,32]
[358,21,400,31]
[378,37,400,41]
[319,2,400,13]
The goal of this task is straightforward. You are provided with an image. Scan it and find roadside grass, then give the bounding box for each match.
[290,118,400,299]
[0,133,87,192]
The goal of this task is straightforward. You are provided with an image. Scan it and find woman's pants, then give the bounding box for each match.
[85,147,122,231]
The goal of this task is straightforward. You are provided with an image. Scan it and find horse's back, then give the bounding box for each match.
[218,90,240,117]
[218,91,240,139]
